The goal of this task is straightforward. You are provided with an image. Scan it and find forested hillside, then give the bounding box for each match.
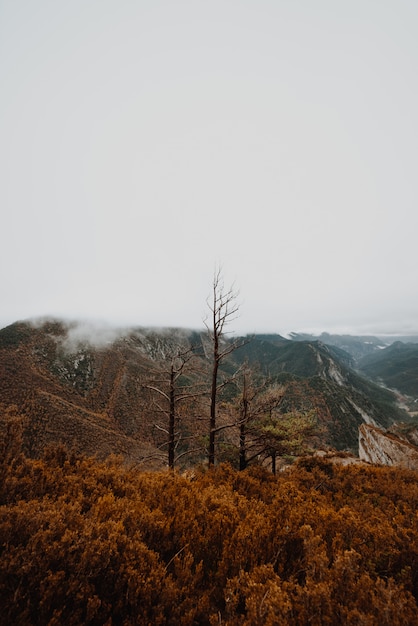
[1,439,417,625]
[0,319,411,469]
[358,341,418,397]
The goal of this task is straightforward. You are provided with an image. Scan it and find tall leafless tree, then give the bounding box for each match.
[205,268,241,467]
[145,345,203,469]
[235,363,270,471]
[223,363,279,470]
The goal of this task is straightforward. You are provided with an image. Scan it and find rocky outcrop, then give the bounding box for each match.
[359,424,418,469]
[388,422,418,447]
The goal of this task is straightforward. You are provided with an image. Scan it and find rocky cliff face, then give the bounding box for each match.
[359,424,418,469]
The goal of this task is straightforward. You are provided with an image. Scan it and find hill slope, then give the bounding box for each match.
[234,336,408,448]
[0,319,411,463]
[358,341,418,398]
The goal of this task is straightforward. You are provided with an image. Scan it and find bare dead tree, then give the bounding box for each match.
[235,363,271,471]
[145,345,204,470]
[218,362,276,470]
[204,268,241,467]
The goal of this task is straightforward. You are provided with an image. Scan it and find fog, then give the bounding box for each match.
[1,1,418,336]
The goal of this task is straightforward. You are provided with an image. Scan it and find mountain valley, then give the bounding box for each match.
[1,318,417,469]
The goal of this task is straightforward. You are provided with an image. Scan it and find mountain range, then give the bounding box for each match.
[1,318,417,468]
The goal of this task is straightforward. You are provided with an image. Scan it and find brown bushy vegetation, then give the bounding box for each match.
[1,432,418,624]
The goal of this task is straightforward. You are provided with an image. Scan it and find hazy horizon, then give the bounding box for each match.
[2,1,418,337]
[2,313,418,342]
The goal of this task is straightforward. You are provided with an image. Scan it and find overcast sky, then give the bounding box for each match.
[1,0,418,336]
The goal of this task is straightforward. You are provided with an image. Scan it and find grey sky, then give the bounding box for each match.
[1,0,418,336]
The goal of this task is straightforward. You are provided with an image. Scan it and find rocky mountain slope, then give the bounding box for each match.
[234,336,409,447]
[359,423,418,469]
[0,319,412,465]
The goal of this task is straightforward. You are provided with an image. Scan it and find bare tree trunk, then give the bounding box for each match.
[239,420,247,471]
[271,450,277,476]
[239,372,249,471]
[206,268,240,468]
[145,344,201,470]
[209,355,219,467]
[208,294,220,467]
[168,365,175,470]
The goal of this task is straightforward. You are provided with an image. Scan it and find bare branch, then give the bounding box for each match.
[151,400,168,415]
[154,424,169,435]
[211,421,239,434]
[164,544,190,572]
[144,385,170,402]
[174,446,206,462]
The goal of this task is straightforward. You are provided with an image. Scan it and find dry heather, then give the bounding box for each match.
[1,430,418,625]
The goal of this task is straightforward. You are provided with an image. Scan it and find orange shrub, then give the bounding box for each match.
[1,448,418,624]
